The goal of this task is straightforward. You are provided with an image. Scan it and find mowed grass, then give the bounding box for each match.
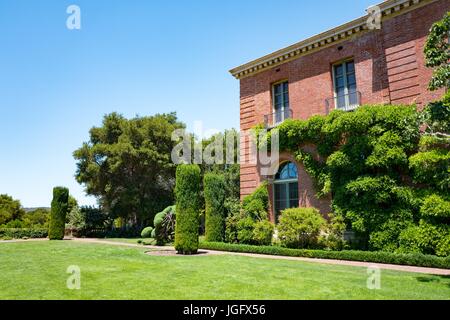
[0,241,449,300]
[95,238,151,244]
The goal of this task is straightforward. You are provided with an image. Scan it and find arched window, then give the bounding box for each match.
[273,162,299,218]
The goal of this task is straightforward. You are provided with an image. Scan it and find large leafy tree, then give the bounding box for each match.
[73,112,185,227]
[0,194,25,226]
[199,129,241,219]
[200,128,240,198]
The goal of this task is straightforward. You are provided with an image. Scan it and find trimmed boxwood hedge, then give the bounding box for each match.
[48,187,69,240]
[204,173,226,242]
[174,164,201,254]
[199,241,450,270]
[0,228,48,239]
[68,227,141,238]
[140,227,153,238]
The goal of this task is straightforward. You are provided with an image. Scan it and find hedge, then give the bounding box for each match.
[140,226,153,238]
[204,173,226,242]
[199,241,450,270]
[48,187,69,240]
[174,164,201,254]
[0,228,48,239]
[66,227,140,238]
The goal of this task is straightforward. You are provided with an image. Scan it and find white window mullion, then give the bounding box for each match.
[343,62,350,111]
[272,85,276,125]
[332,66,338,109]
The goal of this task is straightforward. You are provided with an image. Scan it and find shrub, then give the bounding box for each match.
[0,228,48,239]
[204,173,226,242]
[419,134,450,152]
[76,227,140,238]
[397,225,429,254]
[224,183,271,245]
[107,227,140,238]
[154,205,176,245]
[154,211,165,229]
[422,91,450,135]
[1,219,24,228]
[398,221,447,255]
[48,187,69,240]
[252,220,274,245]
[409,149,450,191]
[174,165,201,254]
[420,195,450,220]
[319,213,347,251]
[199,241,450,269]
[224,197,241,217]
[436,235,450,257]
[242,183,269,219]
[223,182,271,245]
[223,198,242,244]
[141,226,153,238]
[67,206,107,237]
[369,220,414,253]
[341,175,400,234]
[237,216,256,244]
[81,206,107,230]
[243,199,268,221]
[365,132,408,168]
[67,207,85,230]
[278,207,326,249]
[225,213,241,244]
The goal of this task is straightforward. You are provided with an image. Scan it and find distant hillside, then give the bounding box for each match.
[23,207,50,213]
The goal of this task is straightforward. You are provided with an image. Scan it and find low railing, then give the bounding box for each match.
[264,108,293,128]
[325,91,361,114]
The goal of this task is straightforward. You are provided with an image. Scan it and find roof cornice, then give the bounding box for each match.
[229,0,437,80]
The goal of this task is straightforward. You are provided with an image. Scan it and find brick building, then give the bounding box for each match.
[230,0,449,222]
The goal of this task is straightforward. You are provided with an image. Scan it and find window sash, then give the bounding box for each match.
[273,179,299,220]
[272,81,289,124]
[333,61,357,110]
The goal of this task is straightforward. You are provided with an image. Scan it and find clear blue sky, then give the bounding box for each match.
[0,0,375,207]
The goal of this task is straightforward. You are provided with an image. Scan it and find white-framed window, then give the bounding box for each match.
[332,60,359,111]
[272,81,290,124]
[273,162,299,221]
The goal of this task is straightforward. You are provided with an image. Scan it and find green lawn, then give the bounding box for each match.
[95,238,152,244]
[93,238,171,246]
[0,241,449,300]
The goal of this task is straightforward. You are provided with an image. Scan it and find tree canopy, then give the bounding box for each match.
[0,194,25,226]
[73,112,185,227]
[200,128,240,200]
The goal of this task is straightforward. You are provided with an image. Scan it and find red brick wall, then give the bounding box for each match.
[239,0,449,219]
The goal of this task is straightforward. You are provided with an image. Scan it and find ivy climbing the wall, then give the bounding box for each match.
[257,98,449,255]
